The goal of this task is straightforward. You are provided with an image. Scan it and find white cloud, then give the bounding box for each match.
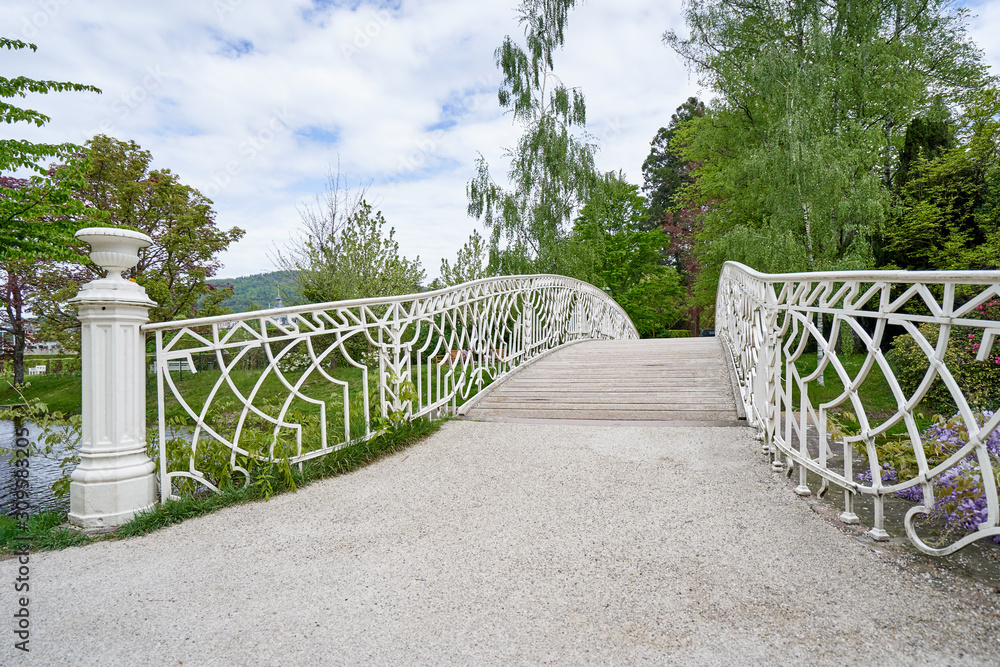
[966,0,1000,78]
[3,0,997,282]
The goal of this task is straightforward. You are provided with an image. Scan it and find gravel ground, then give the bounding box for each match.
[7,420,1000,666]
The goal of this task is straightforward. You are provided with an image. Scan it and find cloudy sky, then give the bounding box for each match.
[4,0,999,280]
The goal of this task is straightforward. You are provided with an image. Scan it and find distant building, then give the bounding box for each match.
[26,340,64,355]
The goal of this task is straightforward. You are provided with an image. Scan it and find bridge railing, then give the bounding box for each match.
[143,275,637,503]
[717,261,1000,555]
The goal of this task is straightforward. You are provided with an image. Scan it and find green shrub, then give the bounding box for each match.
[887,299,1000,413]
[660,329,692,338]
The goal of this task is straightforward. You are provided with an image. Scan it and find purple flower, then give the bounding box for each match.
[875,411,1000,543]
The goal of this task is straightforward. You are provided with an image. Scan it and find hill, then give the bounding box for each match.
[209,270,299,313]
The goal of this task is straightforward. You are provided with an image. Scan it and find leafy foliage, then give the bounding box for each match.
[1,255,89,385]
[642,98,710,333]
[0,37,100,262]
[893,103,957,191]
[276,170,424,305]
[0,383,82,502]
[80,136,245,320]
[24,136,245,354]
[666,0,994,296]
[848,411,1000,546]
[467,0,598,275]
[882,92,1000,272]
[572,173,683,337]
[434,230,491,288]
[292,200,424,304]
[887,299,1000,414]
[641,96,704,227]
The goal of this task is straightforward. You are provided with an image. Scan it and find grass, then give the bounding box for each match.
[0,510,94,552]
[153,365,366,423]
[0,374,84,414]
[0,416,444,553]
[790,352,935,436]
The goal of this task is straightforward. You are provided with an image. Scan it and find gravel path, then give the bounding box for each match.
[8,420,1000,665]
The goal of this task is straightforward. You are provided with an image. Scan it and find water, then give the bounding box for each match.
[0,419,72,516]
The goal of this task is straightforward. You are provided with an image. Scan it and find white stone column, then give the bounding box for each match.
[68,227,157,530]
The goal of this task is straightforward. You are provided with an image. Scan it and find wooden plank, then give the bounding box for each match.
[464,338,740,423]
[470,408,739,421]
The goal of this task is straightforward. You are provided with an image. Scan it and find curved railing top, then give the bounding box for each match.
[720,260,1000,285]
[143,273,636,335]
[717,260,1000,556]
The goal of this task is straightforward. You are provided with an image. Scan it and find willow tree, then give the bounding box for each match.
[666,0,993,288]
[467,0,597,276]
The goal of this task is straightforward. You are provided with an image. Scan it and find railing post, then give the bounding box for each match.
[67,227,158,530]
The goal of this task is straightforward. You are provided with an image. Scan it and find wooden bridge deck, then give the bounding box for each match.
[464,338,741,423]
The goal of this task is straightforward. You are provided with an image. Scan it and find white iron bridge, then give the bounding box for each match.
[141,265,1000,557]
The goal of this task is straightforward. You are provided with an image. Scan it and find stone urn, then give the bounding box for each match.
[71,227,155,306]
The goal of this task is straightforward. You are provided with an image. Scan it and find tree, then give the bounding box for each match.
[435,230,491,289]
[277,173,424,305]
[82,136,244,321]
[883,91,1000,272]
[642,98,709,333]
[641,97,704,227]
[660,202,706,335]
[23,136,245,354]
[0,37,100,262]
[665,0,994,294]
[1,258,88,386]
[272,167,367,304]
[466,0,598,276]
[573,173,683,337]
[324,201,425,302]
[893,103,957,191]
[0,38,100,383]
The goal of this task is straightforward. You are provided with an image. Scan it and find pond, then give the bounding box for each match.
[0,419,72,516]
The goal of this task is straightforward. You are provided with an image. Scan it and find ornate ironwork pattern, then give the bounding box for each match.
[717,261,1000,555]
[144,275,637,502]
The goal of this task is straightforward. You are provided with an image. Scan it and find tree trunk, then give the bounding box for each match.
[3,272,27,387]
[12,319,25,386]
[689,306,702,336]
[802,201,816,271]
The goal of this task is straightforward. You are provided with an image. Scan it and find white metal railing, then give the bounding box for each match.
[717,261,1000,555]
[143,275,637,502]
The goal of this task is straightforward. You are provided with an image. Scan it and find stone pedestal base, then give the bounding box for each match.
[68,456,156,530]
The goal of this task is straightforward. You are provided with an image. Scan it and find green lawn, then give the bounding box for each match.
[0,373,83,415]
[790,352,935,435]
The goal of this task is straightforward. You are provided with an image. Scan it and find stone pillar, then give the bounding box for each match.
[68,227,157,530]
